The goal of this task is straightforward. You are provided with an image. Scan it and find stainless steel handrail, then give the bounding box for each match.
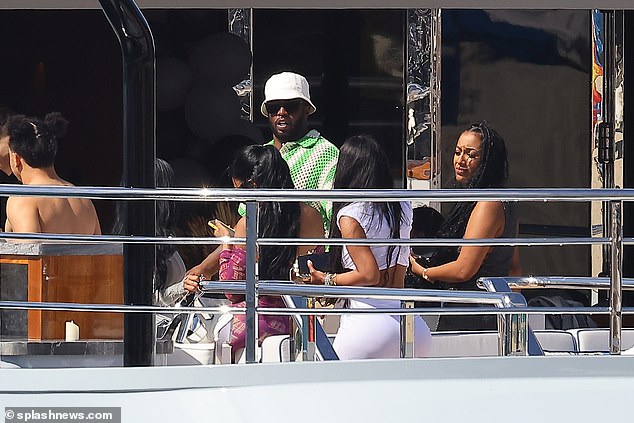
[0,282,529,357]
[200,280,529,357]
[0,185,630,358]
[478,276,634,291]
[480,273,628,354]
[3,184,634,202]
[3,299,621,316]
[202,281,521,304]
[0,233,617,247]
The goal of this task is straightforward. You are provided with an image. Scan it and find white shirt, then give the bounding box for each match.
[338,201,412,270]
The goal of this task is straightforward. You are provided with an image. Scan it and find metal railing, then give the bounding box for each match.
[480,275,634,354]
[199,281,529,359]
[0,184,629,360]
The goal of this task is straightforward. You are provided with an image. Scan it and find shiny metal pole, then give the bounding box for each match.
[497,313,508,356]
[400,300,415,358]
[304,298,316,361]
[245,202,259,363]
[600,10,616,277]
[609,200,623,354]
[405,9,441,194]
[509,312,528,356]
[99,0,156,367]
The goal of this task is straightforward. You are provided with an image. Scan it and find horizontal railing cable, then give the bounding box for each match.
[0,232,617,247]
[2,184,634,202]
[0,184,629,358]
[479,276,634,291]
[0,301,626,316]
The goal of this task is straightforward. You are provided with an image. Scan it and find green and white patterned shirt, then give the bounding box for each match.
[267,130,339,232]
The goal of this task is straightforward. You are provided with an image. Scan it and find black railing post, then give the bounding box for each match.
[99,0,156,366]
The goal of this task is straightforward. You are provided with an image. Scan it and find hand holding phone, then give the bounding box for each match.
[297,252,332,278]
[207,219,235,237]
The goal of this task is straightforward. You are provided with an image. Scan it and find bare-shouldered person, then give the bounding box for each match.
[5,113,100,235]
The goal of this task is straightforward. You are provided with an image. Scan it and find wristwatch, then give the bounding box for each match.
[324,273,337,286]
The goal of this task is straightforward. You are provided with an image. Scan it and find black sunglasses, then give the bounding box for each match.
[265,99,303,115]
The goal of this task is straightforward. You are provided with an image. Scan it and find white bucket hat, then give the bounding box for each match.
[260,72,317,116]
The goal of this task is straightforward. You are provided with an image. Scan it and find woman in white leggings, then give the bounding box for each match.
[307,135,431,360]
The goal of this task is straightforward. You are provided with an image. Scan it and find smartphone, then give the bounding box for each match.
[297,252,331,277]
[207,219,235,236]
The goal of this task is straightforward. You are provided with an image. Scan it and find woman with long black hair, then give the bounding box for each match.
[183,144,323,358]
[307,135,431,359]
[113,158,187,306]
[409,121,520,329]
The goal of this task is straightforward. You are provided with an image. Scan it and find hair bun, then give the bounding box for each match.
[43,112,69,139]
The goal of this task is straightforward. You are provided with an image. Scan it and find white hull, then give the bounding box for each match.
[2,356,633,422]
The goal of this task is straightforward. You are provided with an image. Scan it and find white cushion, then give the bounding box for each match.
[427,331,499,358]
[260,335,292,362]
[569,328,634,352]
[533,330,577,353]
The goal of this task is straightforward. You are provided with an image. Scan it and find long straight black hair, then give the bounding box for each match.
[329,135,403,285]
[112,158,178,290]
[439,121,508,240]
[230,144,301,280]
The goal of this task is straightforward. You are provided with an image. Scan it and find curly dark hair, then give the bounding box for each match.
[230,144,301,280]
[0,111,12,138]
[8,112,68,168]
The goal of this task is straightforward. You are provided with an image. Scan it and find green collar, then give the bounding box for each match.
[267,129,321,149]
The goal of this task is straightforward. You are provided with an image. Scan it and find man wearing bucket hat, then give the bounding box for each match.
[261,72,339,232]
[184,72,338,281]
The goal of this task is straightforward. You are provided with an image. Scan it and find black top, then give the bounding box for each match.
[439,201,518,291]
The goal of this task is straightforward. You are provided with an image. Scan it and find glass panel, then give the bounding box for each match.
[253,9,405,180]
[0,263,28,339]
[441,10,592,278]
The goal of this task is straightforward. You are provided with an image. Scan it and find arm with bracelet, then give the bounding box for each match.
[307,214,380,287]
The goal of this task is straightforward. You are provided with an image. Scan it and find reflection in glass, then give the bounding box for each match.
[252,10,405,179]
[229,8,253,121]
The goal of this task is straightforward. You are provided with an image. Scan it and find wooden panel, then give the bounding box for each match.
[40,255,123,340]
[26,257,43,340]
[1,258,31,265]
[1,254,123,340]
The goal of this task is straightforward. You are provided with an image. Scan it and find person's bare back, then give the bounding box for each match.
[6,186,101,235]
[5,113,101,235]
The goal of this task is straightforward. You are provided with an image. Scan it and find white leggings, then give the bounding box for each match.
[333,299,432,360]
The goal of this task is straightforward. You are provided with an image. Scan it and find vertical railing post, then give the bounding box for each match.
[509,311,528,356]
[609,200,623,354]
[400,300,415,358]
[599,10,616,279]
[497,312,508,356]
[499,294,528,356]
[245,201,259,363]
[303,298,316,361]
